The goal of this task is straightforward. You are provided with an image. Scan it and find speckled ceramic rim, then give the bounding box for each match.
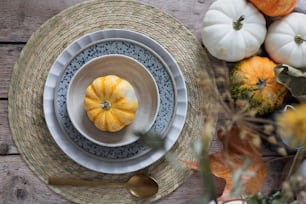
[51,37,171,161]
[8,0,217,203]
[54,36,177,150]
[66,54,160,147]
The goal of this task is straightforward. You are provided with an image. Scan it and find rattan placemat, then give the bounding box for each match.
[8,0,217,203]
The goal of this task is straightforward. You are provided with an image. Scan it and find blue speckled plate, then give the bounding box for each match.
[55,39,175,160]
[43,29,187,174]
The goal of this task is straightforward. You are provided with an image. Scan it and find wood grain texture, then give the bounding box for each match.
[0,155,287,203]
[0,156,206,204]
[0,0,215,42]
[0,100,18,155]
[0,45,23,98]
[0,155,73,204]
[140,0,214,40]
[0,0,84,42]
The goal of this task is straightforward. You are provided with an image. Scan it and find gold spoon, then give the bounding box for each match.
[48,175,159,198]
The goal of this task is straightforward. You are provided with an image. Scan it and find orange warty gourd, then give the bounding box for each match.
[84,75,138,132]
[230,56,288,115]
[249,0,297,17]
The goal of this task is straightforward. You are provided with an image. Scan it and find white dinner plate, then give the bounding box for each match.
[43,29,188,174]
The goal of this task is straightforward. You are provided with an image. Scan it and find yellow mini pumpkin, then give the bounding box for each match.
[230,56,288,115]
[84,75,138,132]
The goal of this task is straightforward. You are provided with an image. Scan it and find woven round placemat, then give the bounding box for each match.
[8,0,217,203]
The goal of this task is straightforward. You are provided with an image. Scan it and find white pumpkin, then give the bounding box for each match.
[201,0,267,62]
[265,12,306,69]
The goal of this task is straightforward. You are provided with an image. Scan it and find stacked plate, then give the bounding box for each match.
[43,29,188,174]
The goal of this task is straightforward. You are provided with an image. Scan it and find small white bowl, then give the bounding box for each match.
[67,54,159,147]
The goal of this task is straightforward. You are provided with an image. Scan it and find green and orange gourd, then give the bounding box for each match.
[230,56,288,115]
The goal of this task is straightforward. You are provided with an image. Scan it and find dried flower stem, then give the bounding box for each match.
[287,147,305,180]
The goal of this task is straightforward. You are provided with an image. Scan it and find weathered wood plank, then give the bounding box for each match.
[0,155,73,203]
[0,0,214,42]
[0,0,84,42]
[0,44,24,99]
[0,100,18,155]
[140,0,214,41]
[0,155,206,204]
[0,155,286,204]
[1,0,306,42]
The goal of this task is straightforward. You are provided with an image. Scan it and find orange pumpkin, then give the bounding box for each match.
[249,0,297,17]
[230,56,288,115]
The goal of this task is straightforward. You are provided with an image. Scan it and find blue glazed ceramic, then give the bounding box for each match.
[55,39,175,160]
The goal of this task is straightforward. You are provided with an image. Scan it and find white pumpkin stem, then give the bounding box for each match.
[101,101,111,110]
[295,34,306,45]
[233,15,245,30]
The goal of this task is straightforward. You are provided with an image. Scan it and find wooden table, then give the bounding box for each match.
[0,0,304,203]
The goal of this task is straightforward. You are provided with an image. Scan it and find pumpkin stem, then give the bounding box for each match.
[256,78,266,90]
[101,101,111,110]
[294,34,306,45]
[233,15,245,30]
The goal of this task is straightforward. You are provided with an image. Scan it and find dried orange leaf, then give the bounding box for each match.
[210,127,266,201]
[180,159,200,170]
[181,127,266,201]
[219,126,262,158]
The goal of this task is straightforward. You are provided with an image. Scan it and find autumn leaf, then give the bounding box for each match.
[274,64,306,102]
[210,151,266,201]
[210,127,266,201]
[181,127,266,202]
[180,160,200,170]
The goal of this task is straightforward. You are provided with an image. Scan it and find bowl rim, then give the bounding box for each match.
[66,54,160,147]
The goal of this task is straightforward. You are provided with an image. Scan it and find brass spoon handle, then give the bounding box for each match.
[48,177,124,187]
